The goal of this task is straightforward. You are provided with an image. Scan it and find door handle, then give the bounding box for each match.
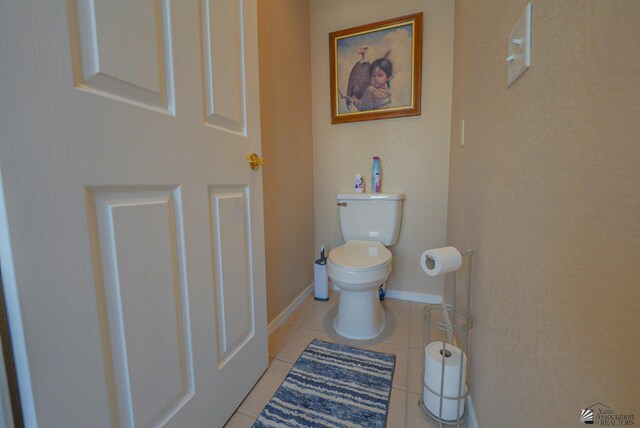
[246,153,266,171]
[337,202,347,207]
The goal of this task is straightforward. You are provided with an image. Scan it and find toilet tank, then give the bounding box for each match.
[337,193,405,246]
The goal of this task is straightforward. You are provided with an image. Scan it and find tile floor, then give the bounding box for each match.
[225,291,467,428]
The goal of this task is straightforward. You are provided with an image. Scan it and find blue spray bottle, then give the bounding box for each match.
[371,156,382,193]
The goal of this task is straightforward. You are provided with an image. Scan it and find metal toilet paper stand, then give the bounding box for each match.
[419,249,473,427]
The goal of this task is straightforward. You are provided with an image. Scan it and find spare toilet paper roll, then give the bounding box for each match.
[423,341,467,421]
[420,247,462,277]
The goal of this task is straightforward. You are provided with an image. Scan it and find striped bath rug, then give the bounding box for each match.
[253,339,395,428]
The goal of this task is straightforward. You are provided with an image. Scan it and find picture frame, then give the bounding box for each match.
[329,13,423,124]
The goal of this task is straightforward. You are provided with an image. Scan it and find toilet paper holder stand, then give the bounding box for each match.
[419,249,473,427]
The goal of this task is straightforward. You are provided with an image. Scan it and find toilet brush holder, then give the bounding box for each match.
[314,257,329,301]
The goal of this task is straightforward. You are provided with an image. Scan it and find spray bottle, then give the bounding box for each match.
[371,156,382,193]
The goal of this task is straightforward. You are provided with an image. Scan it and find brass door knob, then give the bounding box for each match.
[246,153,266,170]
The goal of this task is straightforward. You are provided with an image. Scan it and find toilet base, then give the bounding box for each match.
[334,288,385,340]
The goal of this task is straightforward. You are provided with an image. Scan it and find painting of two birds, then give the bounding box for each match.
[329,13,423,124]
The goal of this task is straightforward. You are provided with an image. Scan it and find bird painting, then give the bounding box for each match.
[341,47,394,111]
[330,13,421,123]
[343,46,374,111]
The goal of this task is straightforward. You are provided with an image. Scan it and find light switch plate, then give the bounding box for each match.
[507,3,532,86]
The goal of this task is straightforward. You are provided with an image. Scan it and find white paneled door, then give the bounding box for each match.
[0,0,268,427]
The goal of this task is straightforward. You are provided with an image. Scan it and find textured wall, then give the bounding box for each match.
[258,0,315,322]
[310,0,455,297]
[447,1,640,426]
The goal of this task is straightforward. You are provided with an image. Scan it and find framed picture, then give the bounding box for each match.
[329,13,423,124]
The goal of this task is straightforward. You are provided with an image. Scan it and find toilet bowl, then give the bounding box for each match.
[328,240,392,340]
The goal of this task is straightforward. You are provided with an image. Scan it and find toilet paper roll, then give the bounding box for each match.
[423,341,467,421]
[420,247,462,277]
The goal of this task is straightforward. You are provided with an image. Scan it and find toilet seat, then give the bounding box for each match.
[328,240,391,270]
[327,240,392,291]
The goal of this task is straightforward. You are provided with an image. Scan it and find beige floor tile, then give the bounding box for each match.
[387,388,407,428]
[238,359,293,417]
[288,291,337,327]
[407,347,424,393]
[382,298,412,320]
[407,392,468,428]
[224,411,256,428]
[409,319,424,349]
[378,317,410,347]
[286,299,313,326]
[410,301,428,320]
[300,304,337,331]
[274,327,331,363]
[268,322,298,358]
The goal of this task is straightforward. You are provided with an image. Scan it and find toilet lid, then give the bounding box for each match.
[328,240,391,270]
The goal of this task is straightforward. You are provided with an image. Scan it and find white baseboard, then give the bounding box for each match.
[384,289,443,304]
[267,282,314,336]
[330,283,443,305]
[466,394,479,428]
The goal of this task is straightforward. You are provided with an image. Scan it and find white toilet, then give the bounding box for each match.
[327,193,404,340]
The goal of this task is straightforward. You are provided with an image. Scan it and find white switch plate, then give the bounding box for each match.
[507,3,532,86]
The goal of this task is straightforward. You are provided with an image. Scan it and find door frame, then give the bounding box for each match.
[0,168,26,428]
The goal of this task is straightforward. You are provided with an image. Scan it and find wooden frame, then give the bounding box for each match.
[329,13,423,124]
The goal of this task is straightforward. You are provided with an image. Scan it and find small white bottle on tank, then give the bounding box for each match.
[354,173,364,193]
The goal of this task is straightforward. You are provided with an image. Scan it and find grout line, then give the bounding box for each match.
[268,323,300,358]
[404,385,409,428]
[405,337,410,428]
[236,408,257,418]
[269,326,300,362]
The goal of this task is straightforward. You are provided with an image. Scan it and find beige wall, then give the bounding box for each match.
[310,0,455,297]
[447,1,640,426]
[258,0,315,323]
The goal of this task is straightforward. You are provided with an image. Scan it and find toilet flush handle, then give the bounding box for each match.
[337,202,347,207]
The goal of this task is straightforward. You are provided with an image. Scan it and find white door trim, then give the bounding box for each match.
[0,170,35,427]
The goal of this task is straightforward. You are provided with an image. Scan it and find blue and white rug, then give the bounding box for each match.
[253,339,395,428]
